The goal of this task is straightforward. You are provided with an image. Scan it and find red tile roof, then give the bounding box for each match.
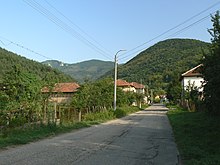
[41,82,80,93]
[116,80,145,89]
[116,79,131,87]
[182,64,203,77]
[130,82,145,89]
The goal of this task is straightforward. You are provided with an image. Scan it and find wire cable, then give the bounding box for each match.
[118,11,217,62]
[23,0,112,60]
[118,1,220,61]
[165,13,212,39]
[44,0,113,55]
[0,36,53,60]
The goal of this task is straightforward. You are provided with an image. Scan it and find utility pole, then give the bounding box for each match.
[114,50,126,111]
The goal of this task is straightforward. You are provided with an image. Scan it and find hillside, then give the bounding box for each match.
[0,47,73,83]
[42,59,114,83]
[103,38,210,91]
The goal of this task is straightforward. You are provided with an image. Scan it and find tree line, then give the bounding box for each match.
[0,65,143,129]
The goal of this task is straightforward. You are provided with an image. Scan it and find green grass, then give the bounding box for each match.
[167,107,220,165]
[83,106,140,121]
[0,122,94,148]
[0,106,140,149]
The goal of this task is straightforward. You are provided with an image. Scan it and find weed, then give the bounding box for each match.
[167,108,220,165]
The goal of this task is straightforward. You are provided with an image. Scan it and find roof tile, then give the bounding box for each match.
[41,82,80,93]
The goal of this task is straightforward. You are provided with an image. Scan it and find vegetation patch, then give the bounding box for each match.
[167,108,220,165]
[83,106,140,122]
[0,106,139,149]
[0,122,91,148]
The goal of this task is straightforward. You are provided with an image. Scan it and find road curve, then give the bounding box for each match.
[0,104,180,165]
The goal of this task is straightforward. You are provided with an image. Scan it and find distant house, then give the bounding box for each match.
[41,82,80,103]
[116,79,145,94]
[130,82,145,94]
[116,79,136,92]
[181,64,204,100]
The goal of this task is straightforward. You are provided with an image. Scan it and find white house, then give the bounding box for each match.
[130,82,145,94]
[181,64,204,93]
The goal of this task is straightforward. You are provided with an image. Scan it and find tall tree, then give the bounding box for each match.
[3,65,43,124]
[203,11,220,115]
[166,73,182,104]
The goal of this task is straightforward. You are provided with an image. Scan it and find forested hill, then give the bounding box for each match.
[0,47,73,83]
[42,59,114,83]
[103,38,210,92]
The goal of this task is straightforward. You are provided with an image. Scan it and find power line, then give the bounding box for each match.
[23,0,112,60]
[118,11,215,63]
[118,12,214,62]
[164,14,212,39]
[24,0,111,60]
[0,36,53,60]
[118,1,220,62]
[0,39,12,46]
[44,0,113,56]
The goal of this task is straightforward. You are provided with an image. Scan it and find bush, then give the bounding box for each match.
[83,106,140,121]
[154,98,160,103]
[83,110,115,122]
[114,108,127,118]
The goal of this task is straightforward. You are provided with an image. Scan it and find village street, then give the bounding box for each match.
[0,104,180,165]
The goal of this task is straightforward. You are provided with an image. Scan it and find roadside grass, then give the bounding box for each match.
[167,107,220,165]
[0,106,140,149]
[0,122,94,148]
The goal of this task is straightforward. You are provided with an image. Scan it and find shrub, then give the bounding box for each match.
[114,108,127,118]
[83,110,115,122]
[154,97,160,103]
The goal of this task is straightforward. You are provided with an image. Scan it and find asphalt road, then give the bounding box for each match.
[0,104,180,165]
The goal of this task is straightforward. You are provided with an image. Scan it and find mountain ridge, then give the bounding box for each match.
[42,59,114,83]
[0,47,73,83]
[103,38,210,92]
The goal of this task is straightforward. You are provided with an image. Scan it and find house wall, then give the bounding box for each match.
[121,86,136,92]
[49,93,73,103]
[136,88,145,94]
[182,76,204,92]
[50,96,71,103]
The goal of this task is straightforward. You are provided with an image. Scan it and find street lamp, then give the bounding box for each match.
[114,50,126,111]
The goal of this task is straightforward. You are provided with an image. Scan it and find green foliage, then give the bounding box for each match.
[0,47,74,128]
[0,66,43,127]
[42,59,114,83]
[0,91,9,111]
[71,78,111,121]
[83,110,115,122]
[0,122,91,148]
[167,108,220,165]
[103,39,210,92]
[154,98,160,103]
[133,92,145,107]
[83,106,140,120]
[166,73,182,103]
[114,108,127,118]
[116,88,131,106]
[203,11,220,115]
[71,78,130,111]
[184,82,202,112]
[114,106,140,118]
[3,65,41,103]
[0,47,73,84]
[0,106,139,148]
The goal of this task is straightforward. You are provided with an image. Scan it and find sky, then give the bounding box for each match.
[0,0,220,64]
